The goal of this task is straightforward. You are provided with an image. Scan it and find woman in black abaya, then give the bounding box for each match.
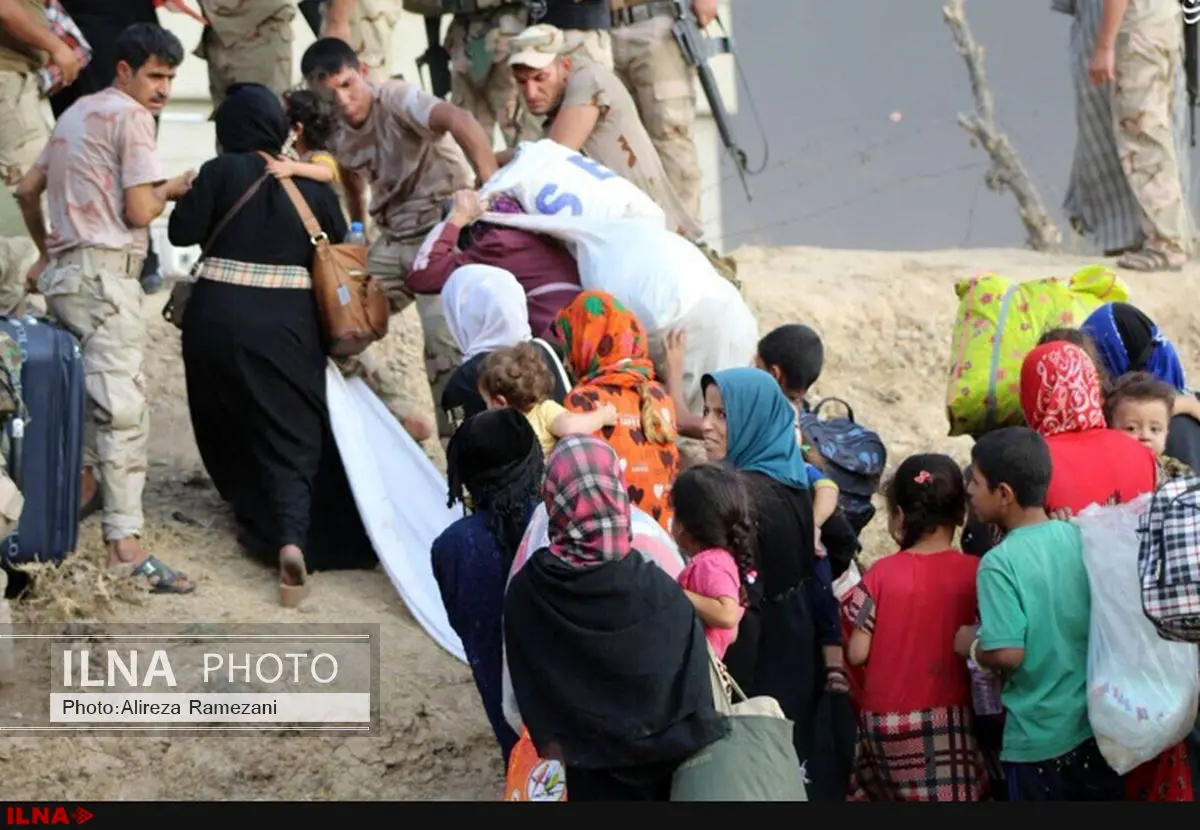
[169,83,375,606]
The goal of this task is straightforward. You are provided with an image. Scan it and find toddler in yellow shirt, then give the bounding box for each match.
[479,343,617,457]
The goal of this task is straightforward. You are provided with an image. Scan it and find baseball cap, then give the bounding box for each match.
[508,24,566,70]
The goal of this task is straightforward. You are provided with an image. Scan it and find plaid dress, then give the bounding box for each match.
[844,583,990,801]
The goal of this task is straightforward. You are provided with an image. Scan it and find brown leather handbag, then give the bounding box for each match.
[275,172,390,357]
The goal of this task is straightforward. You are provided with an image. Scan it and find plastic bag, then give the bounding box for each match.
[480,212,759,411]
[504,727,567,801]
[480,139,667,223]
[1076,496,1200,774]
[945,266,1129,437]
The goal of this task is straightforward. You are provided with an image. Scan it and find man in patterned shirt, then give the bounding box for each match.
[14,23,195,594]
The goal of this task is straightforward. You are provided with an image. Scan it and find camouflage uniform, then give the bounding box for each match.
[41,249,148,542]
[444,2,543,148]
[610,1,703,222]
[195,0,296,109]
[367,234,460,440]
[1112,3,1195,258]
[321,0,404,83]
[0,0,50,316]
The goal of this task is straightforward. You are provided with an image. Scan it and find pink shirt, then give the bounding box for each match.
[677,548,744,660]
[35,87,164,255]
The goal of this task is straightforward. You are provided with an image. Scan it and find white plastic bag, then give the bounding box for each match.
[479,212,759,411]
[479,139,667,223]
[1076,495,1200,774]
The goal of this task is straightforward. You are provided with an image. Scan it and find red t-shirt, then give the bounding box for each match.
[1044,429,1157,514]
[847,551,979,713]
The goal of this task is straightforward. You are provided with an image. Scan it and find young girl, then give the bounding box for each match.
[670,463,755,660]
[478,343,617,457]
[270,89,340,188]
[843,453,988,801]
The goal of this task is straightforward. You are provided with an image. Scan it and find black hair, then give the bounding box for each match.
[970,426,1051,509]
[884,454,966,550]
[301,38,361,82]
[115,23,185,72]
[757,324,824,393]
[1104,371,1176,424]
[283,88,337,152]
[670,463,756,604]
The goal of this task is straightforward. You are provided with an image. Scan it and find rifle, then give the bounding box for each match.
[670,0,755,200]
[416,15,453,99]
[1185,2,1198,146]
[299,0,323,37]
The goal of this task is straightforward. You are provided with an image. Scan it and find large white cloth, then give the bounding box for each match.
[441,264,533,361]
[326,365,466,663]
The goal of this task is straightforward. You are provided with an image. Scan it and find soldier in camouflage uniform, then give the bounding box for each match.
[320,0,404,83]
[444,0,543,147]
[195,0,295,109]
[608,0,714,223]
[1091,0,1195,271]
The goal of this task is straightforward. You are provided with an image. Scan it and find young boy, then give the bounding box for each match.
[1105,371,1194,481]
[955,426,1123,801]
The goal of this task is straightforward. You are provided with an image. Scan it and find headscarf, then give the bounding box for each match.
[441,264,532,360]
[1080,302,1187,392]
[554,291,676,443]
[543,435,632,567]
[701,367,809,490]
[213,83,290,155]
[446,408,544,569]
[1020,341,1107,438]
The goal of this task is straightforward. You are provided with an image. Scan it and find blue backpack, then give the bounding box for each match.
[799,397,887,535]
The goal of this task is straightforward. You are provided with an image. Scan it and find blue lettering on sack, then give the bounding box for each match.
[532,153,617,215]
[567,153,616,181]
[534,184,583,216]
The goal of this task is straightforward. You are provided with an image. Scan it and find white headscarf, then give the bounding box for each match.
[441,264,532,360]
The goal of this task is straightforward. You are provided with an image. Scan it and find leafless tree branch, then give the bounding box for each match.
[944,0,1062,252]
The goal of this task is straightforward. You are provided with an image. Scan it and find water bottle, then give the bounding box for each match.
[344,221,367,246]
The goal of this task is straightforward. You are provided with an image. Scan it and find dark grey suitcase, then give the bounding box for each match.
[0,315,85,564]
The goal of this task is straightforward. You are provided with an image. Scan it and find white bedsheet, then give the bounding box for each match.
[325,365,466,663]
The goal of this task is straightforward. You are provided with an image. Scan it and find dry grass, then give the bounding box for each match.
[10,544,147,625]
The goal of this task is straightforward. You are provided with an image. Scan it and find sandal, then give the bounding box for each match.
[1117,247,1185,272]
[132,555,195,595]
[279,546,309,608]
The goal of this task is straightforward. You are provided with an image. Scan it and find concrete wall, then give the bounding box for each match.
[152,3,734,255]
[717,0,1200,253]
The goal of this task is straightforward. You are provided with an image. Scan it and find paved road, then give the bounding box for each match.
[718,0,1198,252]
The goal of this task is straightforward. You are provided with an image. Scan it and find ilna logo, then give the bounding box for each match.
[1186,0,1200,25]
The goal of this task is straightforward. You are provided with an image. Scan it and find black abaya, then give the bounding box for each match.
[168,90,374,572]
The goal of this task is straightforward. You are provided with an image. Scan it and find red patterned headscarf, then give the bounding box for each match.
[543,435,632,567]
[1020,341,1106,438]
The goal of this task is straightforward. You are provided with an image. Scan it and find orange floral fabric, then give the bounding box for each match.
[556,292,679,530]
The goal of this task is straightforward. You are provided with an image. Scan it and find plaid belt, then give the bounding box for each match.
[54,247,144,277]
[612,0,676,27]
[199,258,310,290]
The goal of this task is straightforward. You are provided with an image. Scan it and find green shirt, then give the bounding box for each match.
[977,520,1093,763]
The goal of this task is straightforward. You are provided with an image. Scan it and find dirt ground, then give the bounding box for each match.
[1,244,1198,801]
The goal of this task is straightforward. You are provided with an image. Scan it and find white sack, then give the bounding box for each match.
[326,365,466,663]
[480,212,759,412]
[1076,496,1200,774]
[479,139,666,223]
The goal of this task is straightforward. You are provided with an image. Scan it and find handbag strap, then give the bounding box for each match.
[263,151,330,246]
[708,644,749,706]
[189,169,270,277]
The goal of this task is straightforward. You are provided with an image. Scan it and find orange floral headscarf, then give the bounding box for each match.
[554,291,677,444]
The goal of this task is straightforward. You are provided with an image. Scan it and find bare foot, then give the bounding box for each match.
[279,544,309,608]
